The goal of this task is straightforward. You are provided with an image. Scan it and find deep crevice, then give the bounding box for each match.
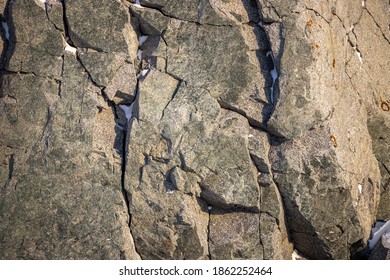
[217,99,265,130]
[42,106,53,152]
[160,79,182,120]
[132,1,235,27]
[364,7,390,45]
[2,153,14,191]
[44,2,63,32]
[199,182,260,213]
[207,207,212,260]
[58,55,64,98]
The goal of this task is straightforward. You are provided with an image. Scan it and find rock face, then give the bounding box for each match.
[0,0,389,260]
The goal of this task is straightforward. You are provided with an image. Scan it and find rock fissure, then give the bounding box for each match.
[41,106,53,152]
[364,7,390,45]
[217,99,266,130]
[132,1,235,27]
[0,0,389,260]
[2,153,14,191]
[207,207,211,260]
[304,6,330,24]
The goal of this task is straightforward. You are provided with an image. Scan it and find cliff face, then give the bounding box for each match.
[0,0,388,260]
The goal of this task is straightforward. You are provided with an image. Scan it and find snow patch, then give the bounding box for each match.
[208,206,213,211]
[138,35,148,47]
[362,1,365,7]
[266,51,278,104]
[358,184,362,194]
[134,0,143,8]
[137,69,149,78]
[119,103,134,121]
[1,21,10,40]
[292,250,305,260]
[137,49,142,60]
[353,47,363,64]
[369,220,390,249]
[65,42,77,54]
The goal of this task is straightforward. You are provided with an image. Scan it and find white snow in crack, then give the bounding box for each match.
[292,250,304,260]
[353,47,363,64]
[207,206,213,211]
[137,49,142,60]
[134,0,143,8]
[138,35,148,47]
[362,0,365,7]
[137,69,149,78]
[1,21,10,40]
[357,184,362,194]
[65,42,77,54]
[369,220,390,249]
[119,103,134,121]
[266,51,278,104]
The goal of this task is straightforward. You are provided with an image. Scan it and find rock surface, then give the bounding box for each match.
[0,0,389,260]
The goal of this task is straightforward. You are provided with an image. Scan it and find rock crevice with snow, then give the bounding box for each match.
[0,0,389,260]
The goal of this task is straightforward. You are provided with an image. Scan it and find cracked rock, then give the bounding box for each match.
[1,0,389,260]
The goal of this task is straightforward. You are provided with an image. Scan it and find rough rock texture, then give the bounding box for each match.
[0,0,389,260]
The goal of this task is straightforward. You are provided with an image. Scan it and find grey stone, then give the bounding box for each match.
[78,52,128,87]
[131,5,169,36]
[1,0,389,261]
[209,212,263,259]
[140,0,200,22]
[164,20,270,127]
[66,0,138,57]
[7,0,63,78]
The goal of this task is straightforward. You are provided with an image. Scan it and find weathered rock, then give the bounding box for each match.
[104,62,138,104]
[164,20,271,127]
[7,0,63,78]
[1,0,389,261]
[209,211,263,259]
[131,5,169,36]
[125,72,209,259]
[0,1,139,259]
[65,0,137,56]
[77,52,128,87]
[139,0,200,22]
[351,0,390,221]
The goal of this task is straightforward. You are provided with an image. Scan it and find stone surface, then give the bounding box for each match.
[209,211,263,259]
[66,0,137,55]
[0,0,389,260]
[7,0,63,78]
